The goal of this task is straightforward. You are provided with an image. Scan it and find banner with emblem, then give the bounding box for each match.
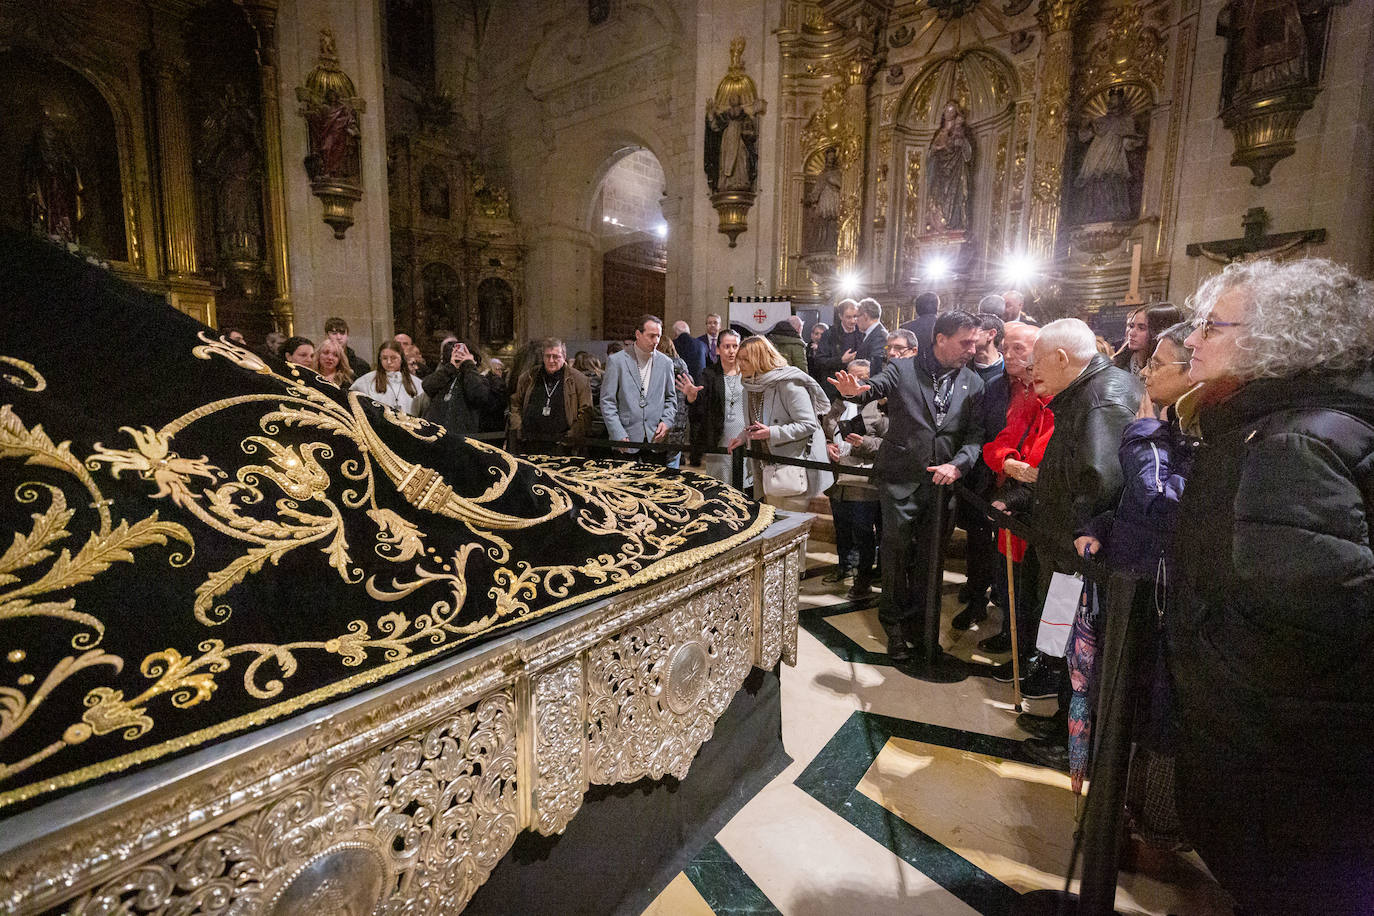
[729,298,792,335]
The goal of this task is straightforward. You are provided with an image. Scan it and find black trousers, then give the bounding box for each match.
[956,495,999,602]
[878,486,941,637]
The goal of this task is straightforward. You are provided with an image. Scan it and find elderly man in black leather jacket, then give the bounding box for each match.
[1031,319,1143,571]
[1018,319,1141,762]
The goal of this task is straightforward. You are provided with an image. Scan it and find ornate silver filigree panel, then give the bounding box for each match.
[585,575,754,784]
[61,692,519,916]
[532,658,585,836]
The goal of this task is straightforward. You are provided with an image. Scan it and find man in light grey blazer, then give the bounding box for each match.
[601,314,677,462]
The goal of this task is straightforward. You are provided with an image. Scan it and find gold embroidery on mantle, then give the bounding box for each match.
[0,338,773,811]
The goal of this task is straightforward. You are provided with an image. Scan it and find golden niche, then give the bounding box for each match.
[703,37,766,247]
[296,29,366,238]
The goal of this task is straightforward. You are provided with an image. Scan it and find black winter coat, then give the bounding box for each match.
[421,361,499,436]
[1167,366,1374,910]
[1030,354,1142,566]
[1170,366,1374,778]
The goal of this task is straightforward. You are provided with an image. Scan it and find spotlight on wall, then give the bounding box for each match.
[656,222,669,239]
[837,271,860,297]
[1001,253,1040,288]
[923,256,951,282]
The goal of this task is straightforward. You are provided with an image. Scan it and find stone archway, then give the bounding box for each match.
[592,148,668,340]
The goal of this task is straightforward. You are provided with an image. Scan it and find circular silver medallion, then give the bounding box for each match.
[267,841,388,916]
[664,641,710,714]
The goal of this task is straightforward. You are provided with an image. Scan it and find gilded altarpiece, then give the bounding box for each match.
[1054,2,1190,314]
[776,0,1194,320]
[389,135,525,358]
[0,2,305,336]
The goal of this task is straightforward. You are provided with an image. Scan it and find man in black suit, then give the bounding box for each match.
[854,297,889,374]
[831,311,985,662]
[900,291,940,351]
[697,312,723,365]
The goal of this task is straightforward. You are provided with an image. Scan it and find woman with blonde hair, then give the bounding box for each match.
[313,337,354,388]
[350,339,419,414]
[729,335,832,507]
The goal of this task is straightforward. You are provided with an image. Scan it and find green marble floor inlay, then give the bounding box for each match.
[683,838,782,915]
[794,711,1060,916]
[798,598,889,667]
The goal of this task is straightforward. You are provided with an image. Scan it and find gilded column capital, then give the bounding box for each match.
[1036,0,1082,36]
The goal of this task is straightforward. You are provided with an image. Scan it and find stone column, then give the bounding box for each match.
[1027,0,1080,261]
[243,0,296,335]
[144,52,199,276]
[143,51,216,325]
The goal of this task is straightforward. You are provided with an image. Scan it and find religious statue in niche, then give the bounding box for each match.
[421,262,461,331]
[704,93,761,193]
[478,277,515,344]
[23,111,83,244]
[703,37,767,246]
[419,165,450,219]
[802,147,842,255]
[296,28,367,238]
[1215,0,1339,184]
[197,86,265,262]
[1070,87,1146,224]
[304,88,361,183]
[924,101,973,234]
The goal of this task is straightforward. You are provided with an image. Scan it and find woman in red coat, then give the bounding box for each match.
[980,391,1054,654]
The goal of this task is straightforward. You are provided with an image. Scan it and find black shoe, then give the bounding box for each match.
[1016,711,1066,740]
[1019,660,1062,700]
[977,630,1012,653]
[1022,736,1070,770]
[951,601,988,631]
[846,579,874,601]
[885,625,913,663]
[992,649,1040,682]
[822,567,852,584]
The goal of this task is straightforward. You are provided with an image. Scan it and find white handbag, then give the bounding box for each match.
[1035,571,1083,657]
[761,462,808,498]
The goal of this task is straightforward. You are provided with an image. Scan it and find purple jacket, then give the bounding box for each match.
[1079,414,1199,579]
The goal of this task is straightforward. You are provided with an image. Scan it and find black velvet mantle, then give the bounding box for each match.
[0,236,769,815]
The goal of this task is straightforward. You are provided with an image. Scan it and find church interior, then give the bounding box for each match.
[1,0,1372,913]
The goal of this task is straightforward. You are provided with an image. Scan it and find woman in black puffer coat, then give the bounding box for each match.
[1168,258,1374,914]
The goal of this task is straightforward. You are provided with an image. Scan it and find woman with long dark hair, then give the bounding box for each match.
[350,339,419,413]
[1113,303,1183,373]
[420,338,499,435]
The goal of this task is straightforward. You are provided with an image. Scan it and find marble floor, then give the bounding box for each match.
[640,541,1234,916]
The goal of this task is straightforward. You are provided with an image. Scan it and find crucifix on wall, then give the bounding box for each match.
[1185,207,1325,264]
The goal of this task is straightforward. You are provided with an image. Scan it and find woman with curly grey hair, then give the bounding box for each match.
[1168,257,1374,913]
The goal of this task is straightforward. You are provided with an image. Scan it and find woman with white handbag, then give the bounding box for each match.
[728,335,832,509]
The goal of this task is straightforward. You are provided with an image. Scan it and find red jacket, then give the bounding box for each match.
[983,394,1054,560]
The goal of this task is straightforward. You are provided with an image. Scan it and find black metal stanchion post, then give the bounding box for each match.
[1075,575,1146,914]
[903,487,964,683]
[731,447,746,492]
[921,488,950,666]
[1016,572,1144,916]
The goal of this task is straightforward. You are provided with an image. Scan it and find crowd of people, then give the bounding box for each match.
[224,256,1373,912]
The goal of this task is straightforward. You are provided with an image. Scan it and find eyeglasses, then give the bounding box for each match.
[884,344,911,353]
[1194,318,1243,340]
[1143,357,1190,373]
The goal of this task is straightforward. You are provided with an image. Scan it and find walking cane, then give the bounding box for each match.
[1003,528,1024,712]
